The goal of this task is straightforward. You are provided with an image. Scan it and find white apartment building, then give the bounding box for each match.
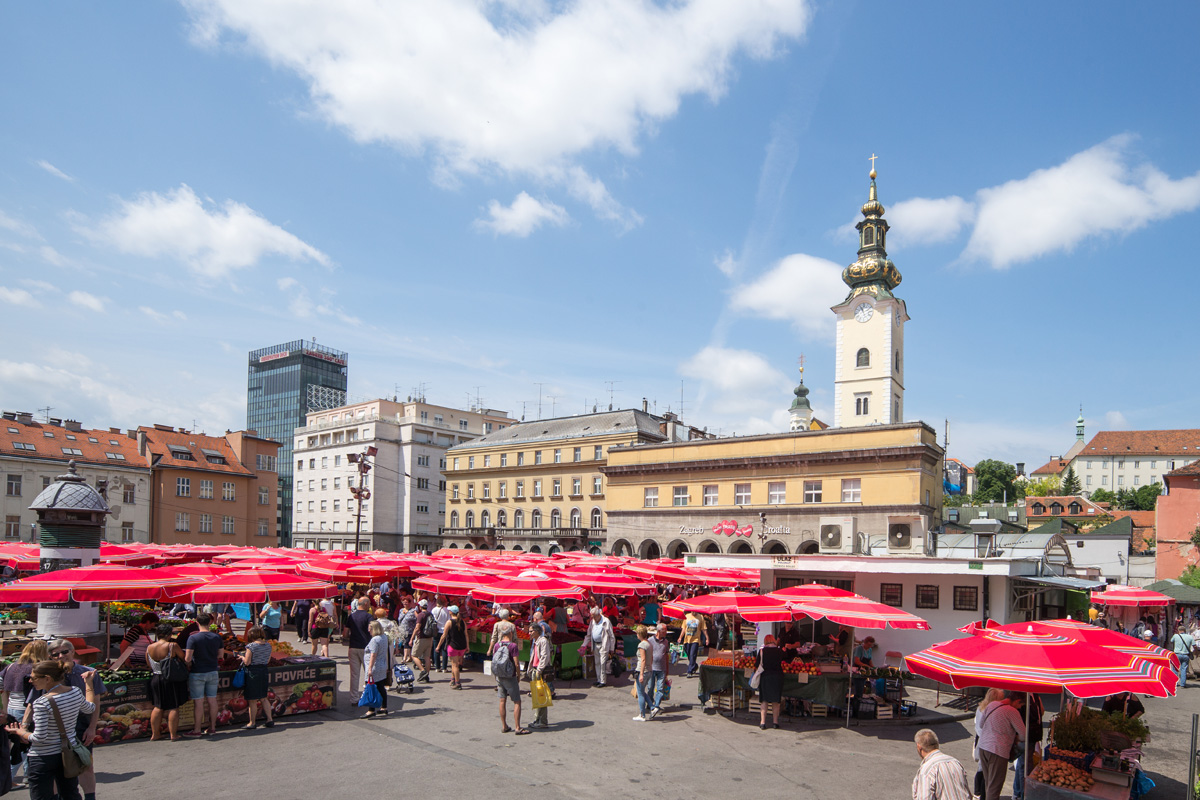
[1069,429,1200,494]
[292,398,514,553]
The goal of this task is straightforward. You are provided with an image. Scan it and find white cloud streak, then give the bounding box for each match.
[35,160,74,182]
[0,286,41,308]
[679,345,792,432]
[68,291,106,312]
[79,184,330,280]
[887,196,975,245]
[728,253,845,339]
[0,211,39,240]
[474,192,570,237]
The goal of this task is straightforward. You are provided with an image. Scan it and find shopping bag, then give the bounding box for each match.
[358,682,383,708]
[530,678,554,709]
[231,667,247,689]
[669,644,685,664]
[749,664,764,689]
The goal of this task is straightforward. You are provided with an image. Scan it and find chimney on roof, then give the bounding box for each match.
[137,430,148,457]
[109,427,120,434]
[48,418,63,427]
[15,412,33,424]
[64,420,83,432]
[153,424,173,431]
[642,398,648,413]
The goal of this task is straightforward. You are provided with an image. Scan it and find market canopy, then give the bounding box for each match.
[662,590,796,623]
[412,571,498,595]
[546,571,656,596]
[974,618,1180,671]
[620,562,697,584]
[1143,579,1200,605]
[0,564,204,602]
[98,544,156,567]
[468,575,586,603]
[1091,585,1175,607]
[765,583,860,602]
[905,626,1178,698]
[786,595,930,630]
[171,570,338,603]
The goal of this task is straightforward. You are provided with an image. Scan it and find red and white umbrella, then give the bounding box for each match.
[548,571,657,597]
[174,570,338,603]
[469,575,586,604]
[98,544,157,567]
[159,563,242,580]
[412,571,498,596]
[662,590,797,623]
[766,583,860,603]
[1091,585,1175,608]
[973,618,1180,671]
[0,564,204,602]
[221,556,304,573]
[620,562,695,584]
[786,595,930,630]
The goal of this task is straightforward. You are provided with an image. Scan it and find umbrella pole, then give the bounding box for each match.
[105,607,111,661]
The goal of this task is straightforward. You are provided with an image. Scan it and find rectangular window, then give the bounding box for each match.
[515,480,524,498]
[453,458,460,470]
[333,477,341,490]
[482,482,490,499]
[1133,475,1140,485]
[321,457,328,468]
[1133,460,1140,469]
[1151,460,1157,469]
[320,478,328,490]
[483,455,491,467]
[308,501,314,512]
[334,455,341,467]
[257,519,269,537]
[308,480,315,490]
[768,481,786,504]
[592,476,603,495]
[416,504,429,514]
[553,449,561,463]
[841,478,862,503]
[535,451,543,465]
[498,481,507,498]
[121,521,135,543]
[953,586,979,612]
[123,485,135,504]
[333,500,341,512]
[517,452,525,466]
[320,500,327,511]
[4,516,20,540]
[855,393,870,416]
[804,480,822,503]
[452,484,460,500]
[880,583,903,607]
[199,513,213,533]
[416,477,429,490]
[199,480,213,499]
[672,486,688,506]
[223,482,236,501]
[915,585,940,609]
[594,445,603,460]
[222,516,235,535]
[5,475,21,496]
[176,477,190,497]
[644,487,659,508]
[460,419,468,430]
[573,447,582,462]
[1117,475,1124,486]
[175,512,190,532]
[309,459,315,469]
[468,456,474,469]
[500,453,508,467]
[1086,475,1092,486]
[467,484,475,499]
[552,479,561,497]
[734,483,751,505]
[702,485,718,506]
[258,486,269,505]
[1117,460,1125,469]
[533,479,542,497]
[417,455,430,467]
[1086,460,1092,470]
[572,477,582,496]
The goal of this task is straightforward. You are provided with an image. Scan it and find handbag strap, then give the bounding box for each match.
[46,693,74,746]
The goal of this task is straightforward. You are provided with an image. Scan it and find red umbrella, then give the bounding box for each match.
[0,565,204,602]
[620,562,695,583]
[766,583,860,602]
[905,626,1178,698]
[786,596,930,630]
[412,572,497,596]
[98,544,157,567]
[1091,585,1175,608]
[977,619,1180,671]
[176,570,338,603]
[159,563,241,580]
[662,590,796,623]
[224,556,304,573]
[548,571,656,596]
[469,575,586,604]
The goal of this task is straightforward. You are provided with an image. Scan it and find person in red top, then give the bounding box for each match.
[602,597,619,625]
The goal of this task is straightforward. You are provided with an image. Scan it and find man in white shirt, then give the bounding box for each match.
[912,728,972,800]
[430,595,452,672]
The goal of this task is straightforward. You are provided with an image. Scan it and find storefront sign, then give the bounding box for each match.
[772,556,797,567]
[762,524,791,535]
[257,351,290,363]
[303,348,347,366]
[679,525,705,535]
[969,561,983,570]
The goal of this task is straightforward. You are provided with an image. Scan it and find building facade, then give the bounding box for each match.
[441,408,704,553]
[294,399,514,553]
[247,339,348,545]
[140,425,279,546]
[1067,429,1200,495]
[1,412,151,544]
[602,422,944,559]
[1154,461,1200,581]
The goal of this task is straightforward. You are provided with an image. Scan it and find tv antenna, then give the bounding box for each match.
[604,380,620,411]
[38,406,53,422]
[535,383,545,420]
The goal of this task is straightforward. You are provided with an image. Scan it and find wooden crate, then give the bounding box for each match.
[875,704,894,719]
[810,704,829,717]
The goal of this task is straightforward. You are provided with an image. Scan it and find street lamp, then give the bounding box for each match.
[348,445,377,553]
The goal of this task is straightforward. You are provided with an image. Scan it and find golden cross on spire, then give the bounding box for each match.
[869,153,878,179]
[797,353,806,374]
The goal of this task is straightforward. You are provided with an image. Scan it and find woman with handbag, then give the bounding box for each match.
[241,626,274,729]
[5,660,96,800]
[309,599,334,658]
[526,623,552,729]
[2,640,49,786]
[147,624,189,741]
[361,620,393,719]
[754,634,784,730]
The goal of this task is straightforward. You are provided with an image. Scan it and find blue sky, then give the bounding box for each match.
[2,2,1198,469]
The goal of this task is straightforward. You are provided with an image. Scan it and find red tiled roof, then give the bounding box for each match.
[1166,460,1200,477]
[138,427,255,476]
[1025,495,1106,516]
[1031,458,1070,476]
[1080,429,1200,456]
[0,418,143,469]
[946,458,974,473]
[1110,509,1155,528]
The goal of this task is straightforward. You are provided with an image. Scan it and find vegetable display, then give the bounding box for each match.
[1029,759,1095,791]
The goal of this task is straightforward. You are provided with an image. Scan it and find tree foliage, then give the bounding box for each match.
[1025,476,1062,497]
[1089,488,1116,504]
[1060,465,1081,495]
[973,459,1018,504]
[1181,564,1200,590]
[1113,483,1163,511]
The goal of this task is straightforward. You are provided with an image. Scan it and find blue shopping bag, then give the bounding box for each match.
[358,682,383,709]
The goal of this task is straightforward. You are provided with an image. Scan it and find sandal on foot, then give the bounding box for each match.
[501,726,513,733]
[514,728,530,735]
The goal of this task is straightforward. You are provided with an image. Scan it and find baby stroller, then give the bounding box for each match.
[392,663,415,693]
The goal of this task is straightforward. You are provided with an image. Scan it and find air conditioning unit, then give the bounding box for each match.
[886,518,926,554]
[818,516,855,554]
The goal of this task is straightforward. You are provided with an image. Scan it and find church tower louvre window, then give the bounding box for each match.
[831,157,909,429]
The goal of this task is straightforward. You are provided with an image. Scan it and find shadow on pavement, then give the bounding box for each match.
[96,771,144,784]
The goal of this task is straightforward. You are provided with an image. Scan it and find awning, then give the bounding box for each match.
[1015,575,1107,591]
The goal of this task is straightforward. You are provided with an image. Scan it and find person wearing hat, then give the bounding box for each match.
[755,634,785,730]
[437,605,469,689]
[410,598,435,683]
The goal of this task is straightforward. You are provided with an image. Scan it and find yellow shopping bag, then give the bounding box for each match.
[530,678,553,709]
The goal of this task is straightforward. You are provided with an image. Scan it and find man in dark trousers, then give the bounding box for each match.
[344,598,374,699]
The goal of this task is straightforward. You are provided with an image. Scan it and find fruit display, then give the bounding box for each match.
[270,640,303,657]
[95,667,153,684]
[701,656,756,669]
[782,660,819,675]
[1029,759,1095,791]
[94,702,153,744]
[220,632,245,652]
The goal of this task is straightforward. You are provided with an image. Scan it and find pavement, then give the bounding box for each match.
[89,632,1195,800]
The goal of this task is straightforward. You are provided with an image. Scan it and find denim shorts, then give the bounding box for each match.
[188,670,219,699]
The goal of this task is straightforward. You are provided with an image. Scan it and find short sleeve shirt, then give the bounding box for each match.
[648,636,669,671]
[186,630,224,673]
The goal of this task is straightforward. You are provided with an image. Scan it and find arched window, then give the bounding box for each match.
[531,509,542,529]
[513,509,524,528]
[591,508,602,529]
[856,348,870,368]
[449,511,459,528]
[550,508,562,528]
[480,510,490,528]
[497,510,507,528]
[863,225,875,246]
[448,543,458,549]
[464,510,475,528]
[570,508,581,528]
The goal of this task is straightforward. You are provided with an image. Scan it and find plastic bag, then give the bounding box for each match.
[358,682,383,708]
[530,678,553,709]
[231,667,246,689]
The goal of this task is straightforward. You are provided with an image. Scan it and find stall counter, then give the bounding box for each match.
[1025,777,1130,800]
[698,662,850,707]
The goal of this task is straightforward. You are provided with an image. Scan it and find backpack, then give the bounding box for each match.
[421,613,438,639]
[492,642,516,678]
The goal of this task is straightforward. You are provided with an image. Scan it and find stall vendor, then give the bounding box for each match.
[1101,691,1145,720]
[828,626,851,659]
[777,621,803,658]
[852,636,876,670]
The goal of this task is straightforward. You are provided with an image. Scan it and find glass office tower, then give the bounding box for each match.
[247,340,348,545]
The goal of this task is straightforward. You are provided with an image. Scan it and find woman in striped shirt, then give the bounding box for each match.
[241,626,275,730]
[5,660,96,800]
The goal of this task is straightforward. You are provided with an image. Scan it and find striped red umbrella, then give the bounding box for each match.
[766,583,860,602]
[98,544,157,567]
[1091,585,1175,608]
[469,575,586,603]
[412,571,497,596]
[662,591,796,623]
[548,571,656,597]
[620,562,695,583]
[223,556,304,573]
[176,570,338,603]
[976,618,1180,671]
[159,563,242,580]
[786,596,930,630]
[905,626,1178,698]
[0,565,204,602]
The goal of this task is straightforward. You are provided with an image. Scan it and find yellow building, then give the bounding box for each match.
[441,408,707,553]
[602,421,943,558]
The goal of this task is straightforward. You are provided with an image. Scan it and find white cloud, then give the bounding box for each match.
[68,291,106,312]
[79,184,330,280]
[139,306,170,323]
[715,249,737,277]
[275,277,360,326]
[887,196,975,245]
[679,345,792,427]
[1104,410,1130,430]
[728,253,845,339]
[184,0,811,225]
[0,211,39,240]
[474,192,570,237]
[0,286,41,308]
[35,160,74,182]
[38,246,68,266]
[964,135,1200,268]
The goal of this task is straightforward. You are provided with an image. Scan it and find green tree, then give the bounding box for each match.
[1060,464,1081,495]
[1025,476,1062,497]
[1132,482,1162,511]
[973,459,1018,504]
[1089,487,1116,504]
[1181,564,1200,590]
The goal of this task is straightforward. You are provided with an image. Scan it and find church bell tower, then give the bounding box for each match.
[832,159,909,428]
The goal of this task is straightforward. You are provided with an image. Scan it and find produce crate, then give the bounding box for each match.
[710,692,747,712]
[874,703,894,720]
[1045,748,1094,773]
[857,698,877,719]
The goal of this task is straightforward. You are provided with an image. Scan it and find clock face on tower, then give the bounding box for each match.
[854,302,874,323]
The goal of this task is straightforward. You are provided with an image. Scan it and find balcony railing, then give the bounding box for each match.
[439,527,604,540]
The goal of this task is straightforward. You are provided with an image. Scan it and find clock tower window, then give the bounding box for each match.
[856,348,870,368]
